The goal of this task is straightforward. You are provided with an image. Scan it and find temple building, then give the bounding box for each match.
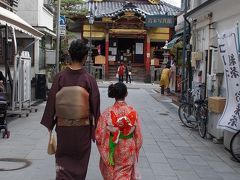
[68,0,180,81]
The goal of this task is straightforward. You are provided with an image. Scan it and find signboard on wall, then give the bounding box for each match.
[135,43,143,54]
[46,50,56,64]
[217,28,240,132]
[145,15,176,28]
[109,47,117,55]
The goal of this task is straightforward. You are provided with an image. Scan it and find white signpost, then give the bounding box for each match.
[60,15,66,36]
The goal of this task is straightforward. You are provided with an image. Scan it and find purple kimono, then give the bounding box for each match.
[41,67,100,180]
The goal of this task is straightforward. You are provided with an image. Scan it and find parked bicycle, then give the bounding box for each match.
[230,103,240,162]
[178,84,208,138]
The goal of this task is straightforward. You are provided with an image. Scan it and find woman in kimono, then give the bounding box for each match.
[169,60,176,92]
[41,39,100,180]
[160,64,171,95]
[96,82,143,180]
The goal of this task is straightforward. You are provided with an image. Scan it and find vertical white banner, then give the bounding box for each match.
[23,59,31,102]
[217,29,240,131]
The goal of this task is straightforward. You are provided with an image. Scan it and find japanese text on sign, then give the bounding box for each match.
[217,29,240,131]
[145,15,176,27]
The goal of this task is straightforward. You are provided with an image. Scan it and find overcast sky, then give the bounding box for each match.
[163,0,181,7]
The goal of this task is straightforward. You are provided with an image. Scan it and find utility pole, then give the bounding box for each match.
[56,0,61,73]
[89,22,92,74]
[181,0,188,100]
[87,0,94,75]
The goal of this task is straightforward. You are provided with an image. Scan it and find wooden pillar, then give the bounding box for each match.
[80,24,83,39]
[105,32,109,78]
[145,33,151,75]
[169,27,174,40]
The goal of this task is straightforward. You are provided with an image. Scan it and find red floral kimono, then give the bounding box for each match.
[96,101,143,180]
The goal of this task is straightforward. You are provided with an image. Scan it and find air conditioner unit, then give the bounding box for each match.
[46,50,56,65]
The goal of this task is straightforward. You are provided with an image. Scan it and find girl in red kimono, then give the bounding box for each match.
[96,82,143,180]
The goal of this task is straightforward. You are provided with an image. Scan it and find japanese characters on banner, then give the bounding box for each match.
[23,59,31,102]
[217,29,240,132]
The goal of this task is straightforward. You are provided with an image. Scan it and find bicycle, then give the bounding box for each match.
[230,103,240,162]
[178,84,208,138]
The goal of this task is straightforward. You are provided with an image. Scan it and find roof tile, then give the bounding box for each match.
[74,1,181,18]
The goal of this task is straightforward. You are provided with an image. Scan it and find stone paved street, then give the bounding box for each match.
[0,81,240,180]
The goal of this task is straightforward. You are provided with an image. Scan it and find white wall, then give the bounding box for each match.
[17,0,38,26]
[191,0,240,97]
[38,0,54,31]
[191,0,240,51]
[17,0,54,30]
[16,0,54,77]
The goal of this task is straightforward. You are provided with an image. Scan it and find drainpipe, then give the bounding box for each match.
[185,16,192,90]
[181,0,189,100]
[205,13,213,99]
[4,26,8,89]
[56,0,61,73]
[237,22,240,55]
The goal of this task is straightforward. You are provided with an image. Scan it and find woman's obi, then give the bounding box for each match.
[55,86,90,127]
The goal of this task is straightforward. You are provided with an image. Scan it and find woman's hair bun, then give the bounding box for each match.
[108,82,127,99]
[108,84,116,98]
[68,39,89,62]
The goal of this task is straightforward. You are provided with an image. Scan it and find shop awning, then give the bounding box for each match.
[167,36,182,49]
[34,26,56,38]
[0,6,44,39]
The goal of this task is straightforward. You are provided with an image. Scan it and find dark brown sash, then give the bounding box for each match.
[57,117,89,127]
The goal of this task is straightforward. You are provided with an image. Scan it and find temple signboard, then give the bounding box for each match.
[145,15,176,27]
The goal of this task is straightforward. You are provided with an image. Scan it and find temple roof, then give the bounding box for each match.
[72,1,181,19]
[90,0,161,4]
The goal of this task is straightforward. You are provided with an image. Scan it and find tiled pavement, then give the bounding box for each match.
[0,82,240,180]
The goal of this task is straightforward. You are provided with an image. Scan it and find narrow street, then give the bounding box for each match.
[0,82,240,180]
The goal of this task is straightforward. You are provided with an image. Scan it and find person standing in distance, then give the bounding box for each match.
[117,62,125,82]
[160,64,171,95]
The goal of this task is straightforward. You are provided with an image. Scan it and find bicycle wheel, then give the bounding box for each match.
[178,103,197,128]
[230,130,240,162]
[197,105,207,138]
